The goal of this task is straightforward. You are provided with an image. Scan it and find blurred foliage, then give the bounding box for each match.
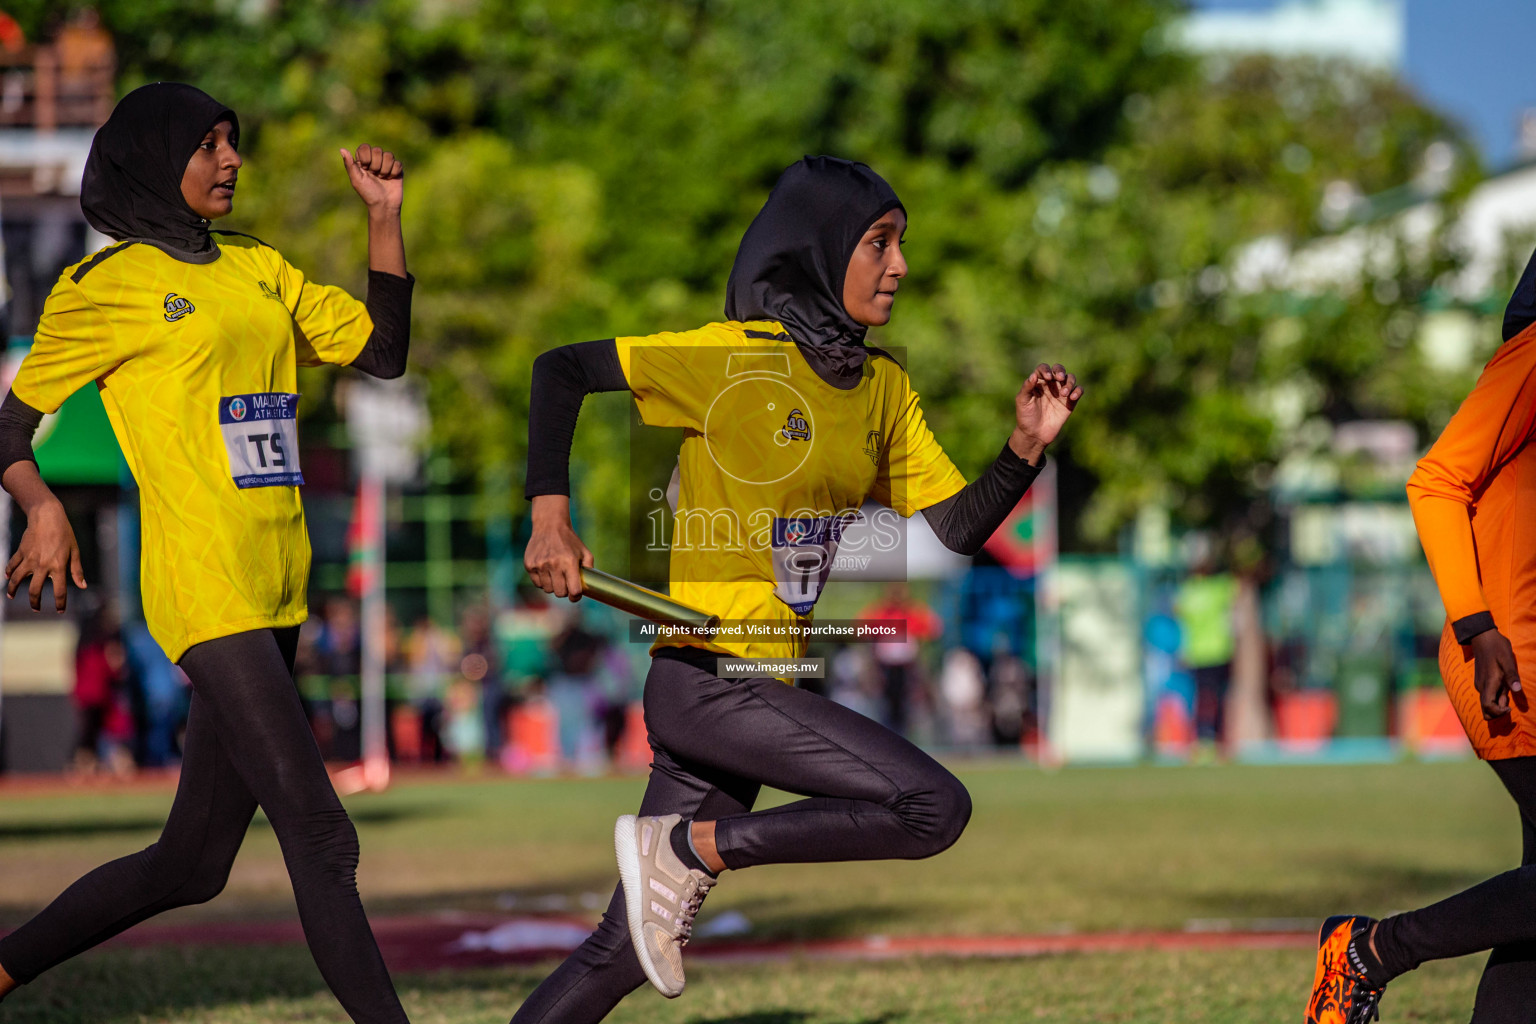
[19,1,1502,558]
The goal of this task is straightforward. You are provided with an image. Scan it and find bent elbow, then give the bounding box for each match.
[1405,457,1469,511]
[1404,464,1427,508]
[947,535,986,558]
[531,348,556,382]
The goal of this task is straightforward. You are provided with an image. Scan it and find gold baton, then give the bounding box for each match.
[579,567,719,636]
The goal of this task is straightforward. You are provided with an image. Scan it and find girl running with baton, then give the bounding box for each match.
[518,155,1082,1022]
[0,83,415,1024]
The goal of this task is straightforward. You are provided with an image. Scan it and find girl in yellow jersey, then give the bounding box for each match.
[0,84,415,1023]
[516,156,1083,1020]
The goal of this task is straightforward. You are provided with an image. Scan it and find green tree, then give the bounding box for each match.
[22,2,1495,559]
[912,55,1487,548]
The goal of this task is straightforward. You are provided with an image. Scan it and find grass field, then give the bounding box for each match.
[0,759,1516,1022]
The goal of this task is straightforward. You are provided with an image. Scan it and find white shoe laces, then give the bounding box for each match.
[675,874,716,947]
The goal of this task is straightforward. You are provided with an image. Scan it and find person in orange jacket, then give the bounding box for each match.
[1305,253,1536,1024]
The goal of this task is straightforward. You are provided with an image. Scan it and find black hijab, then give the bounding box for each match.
[1504,244,1536,342]
[81,83,239,256]
[725,156,903,386]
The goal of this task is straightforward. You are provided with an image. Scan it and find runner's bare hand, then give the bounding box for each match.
[1010,363,1084,462]
[1470,628,1522,720]
[340,143,404,214]
[525,495,593,601]
[6,499,86,612]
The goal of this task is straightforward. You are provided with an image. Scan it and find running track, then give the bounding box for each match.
[0,773,1320,969]
[93,914,1317,971]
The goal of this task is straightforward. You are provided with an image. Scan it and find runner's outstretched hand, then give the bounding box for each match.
[1010,363,1084,463]
[340,143,403,214]
[3,469,85,612]
[1469,628,1522,719]
[525,494,594,601]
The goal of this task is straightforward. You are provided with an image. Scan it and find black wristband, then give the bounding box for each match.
[1453,611,1497,645]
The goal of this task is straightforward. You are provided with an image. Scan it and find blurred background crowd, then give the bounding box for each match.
[65,581,1042,778]
[0,0,1533,774]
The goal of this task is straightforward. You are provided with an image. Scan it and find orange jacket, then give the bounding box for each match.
[1406,327,1536,759]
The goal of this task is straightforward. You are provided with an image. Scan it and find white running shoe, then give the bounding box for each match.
[614,813,717,998]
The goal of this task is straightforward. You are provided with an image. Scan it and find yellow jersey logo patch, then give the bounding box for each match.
[864,429,883,465]
[780,408,811,442]
[163,293,195,322]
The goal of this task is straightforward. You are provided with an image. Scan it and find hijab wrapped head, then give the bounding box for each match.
[725,156,903,381]
[81,83,239,253]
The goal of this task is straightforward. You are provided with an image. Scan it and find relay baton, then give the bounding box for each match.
[579,567,719,636]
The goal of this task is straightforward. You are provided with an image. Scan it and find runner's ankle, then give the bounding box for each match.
[670,819,717,877]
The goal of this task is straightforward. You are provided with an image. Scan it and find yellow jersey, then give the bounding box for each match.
[616,321,966,661]
[13,232,372,661]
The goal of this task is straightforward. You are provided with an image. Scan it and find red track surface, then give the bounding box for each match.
[92,914,1315,972]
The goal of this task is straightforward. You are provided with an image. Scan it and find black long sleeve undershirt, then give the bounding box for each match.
[0,390,42,481]
[921,443,1044,556]
[524,339,628,498]
[348,270,415,379]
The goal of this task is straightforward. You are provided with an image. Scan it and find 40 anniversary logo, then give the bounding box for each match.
[163,293,195,322]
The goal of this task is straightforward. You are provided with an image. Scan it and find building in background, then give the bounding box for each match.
[1179,0,1404,71]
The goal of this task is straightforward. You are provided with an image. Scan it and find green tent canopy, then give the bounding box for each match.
[33,385,125,486]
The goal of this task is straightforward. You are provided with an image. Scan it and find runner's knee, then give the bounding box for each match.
[172,856,236,905]
[128,840,235,907]
[932,770,973,853]
[276,805,361,891]
[895,766,971,856]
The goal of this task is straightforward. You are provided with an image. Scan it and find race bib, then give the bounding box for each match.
[219,393,303,488]
[770,514,858,615]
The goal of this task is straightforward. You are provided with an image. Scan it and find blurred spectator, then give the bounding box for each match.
[72,605,131,776]
[315,595,362,677]
[499,584,556,692]
[383,605,408,676]
[828,645,883,722]
[859,583,942,736]
[594,641,636,763]
[442,674,485,765]
[1146,604,1197,757]
[546,616,607,770]
[988,650,1034,748]
[403,615,459,763]
[1175,564,1239,749]
[315,596,362,760]
[55,9,113,77]
[381,606,408,759]
[52,8,115,128]
[460,604,506,761]
[938,647,989,747]
[295,615,335,757]
[122,619,187,768]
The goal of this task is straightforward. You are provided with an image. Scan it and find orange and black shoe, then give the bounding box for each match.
[1305,915,1384,1024]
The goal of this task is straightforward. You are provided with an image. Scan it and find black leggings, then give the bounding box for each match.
[1374,755,1536,1023]
[0,627,409,1024]
[511,647,972,1024]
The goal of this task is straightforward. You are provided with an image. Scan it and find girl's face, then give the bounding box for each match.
[842,207,907,327]
[179,120,242,220]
